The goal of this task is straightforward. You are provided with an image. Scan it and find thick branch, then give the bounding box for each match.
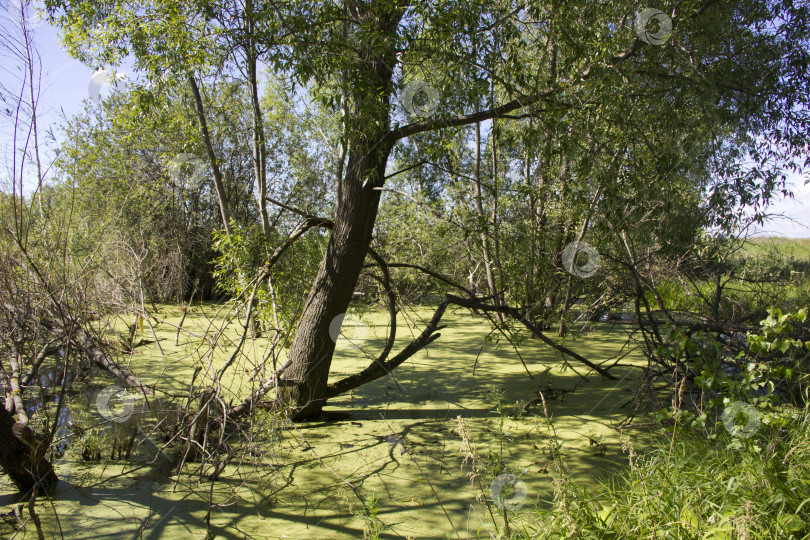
[83,339,153,394]
[325,297,448,398]
[382,263,469,293]
[388,41,639,143]
[265,215,334,271]
[188,74,232,234]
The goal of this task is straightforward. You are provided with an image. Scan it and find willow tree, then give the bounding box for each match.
[51,0,810,420]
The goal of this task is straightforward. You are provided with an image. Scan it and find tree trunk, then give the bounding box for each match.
[276,1,404,421]
[245,7,271,240]
[473,121,499,310]
[282,140,391,420]
[188,74,232,235]
[0,405,57,493]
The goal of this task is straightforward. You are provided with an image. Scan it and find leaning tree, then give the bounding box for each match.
[49,0,810,421]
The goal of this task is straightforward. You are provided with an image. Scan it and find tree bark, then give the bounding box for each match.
[0,405,57,493]
[282,138,393,419]
[275,1,407,420]
[188,74,232,234]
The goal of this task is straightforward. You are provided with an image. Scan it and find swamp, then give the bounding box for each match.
[2,0,810,538]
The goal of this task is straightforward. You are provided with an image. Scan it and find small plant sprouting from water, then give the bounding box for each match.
[484,386,508,476]
[453,386,562,538]
[353,492,387,540]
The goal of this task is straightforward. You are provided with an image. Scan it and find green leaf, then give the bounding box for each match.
[778,514,805,533]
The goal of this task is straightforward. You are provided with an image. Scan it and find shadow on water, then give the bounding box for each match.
[0,307,657,539]
[19,363,167,458]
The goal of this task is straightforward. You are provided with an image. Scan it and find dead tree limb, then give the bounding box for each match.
[0,404,57,494]
[382,263,469,293]
[2,301,153,395]
[443,294,617,379]
[381,262,616,379]
[226,359,292,420]
[60,318,153,395]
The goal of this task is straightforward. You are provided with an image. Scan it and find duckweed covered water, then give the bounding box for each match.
[0,304,655,539]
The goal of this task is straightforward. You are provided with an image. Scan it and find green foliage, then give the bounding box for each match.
[353,493,388,540]
[491,309,810,537]
[48,82,257,302]
[212,223,266,299]
[655,307,809,439]
[212,221,326,336]
[527,405,810,539]
[742,238,810,262]
[748,307,810,403]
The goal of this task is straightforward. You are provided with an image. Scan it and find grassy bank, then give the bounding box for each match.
[526,403,810,539]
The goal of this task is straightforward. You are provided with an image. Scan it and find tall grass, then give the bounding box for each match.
[526,404,810,539]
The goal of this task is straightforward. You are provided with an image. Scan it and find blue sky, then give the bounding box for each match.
[2,12,809,238]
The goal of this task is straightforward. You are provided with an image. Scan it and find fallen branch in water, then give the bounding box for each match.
[443,294,616,380]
